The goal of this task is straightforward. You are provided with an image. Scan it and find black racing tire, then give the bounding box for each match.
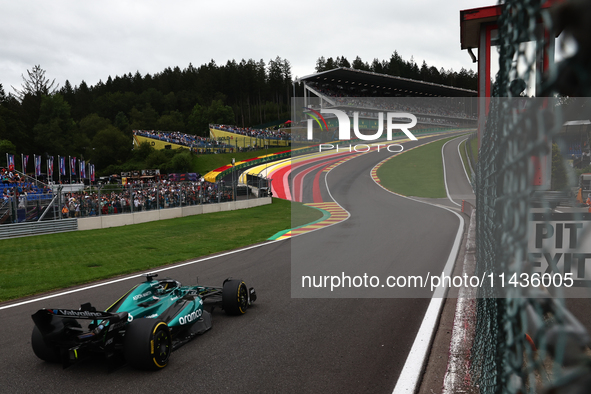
[222,279,249,316]
[124,319,172,370]
[31,326,60,363]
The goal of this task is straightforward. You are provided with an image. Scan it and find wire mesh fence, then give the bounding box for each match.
[471,0,591,393]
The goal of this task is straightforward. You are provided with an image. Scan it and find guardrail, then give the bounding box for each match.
[0,218,78,240]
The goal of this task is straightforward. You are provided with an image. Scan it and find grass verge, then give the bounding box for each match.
[0,198,321,302]
[376,135,463,198]
[459,138,472,181]
[469,133,479,164]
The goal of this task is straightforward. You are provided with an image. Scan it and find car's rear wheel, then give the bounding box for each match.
[124,319,171,370]
[31,326,60,363]
[222,279,249,315]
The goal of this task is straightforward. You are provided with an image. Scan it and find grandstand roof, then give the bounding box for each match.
[296,67,477,97]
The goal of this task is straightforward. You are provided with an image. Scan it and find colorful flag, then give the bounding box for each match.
[48,156,54,177]
[7,154,15,171]
[80,160,86,179]
[90,164,95,182]
[70,157,76,176]
[35,155,42,176]
[23,154,29,172]
[59,156,66,176]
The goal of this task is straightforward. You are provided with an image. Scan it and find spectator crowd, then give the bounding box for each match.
[57,179,236,219]
[210,124,291,141]
[133,130,231,151]
[1,168,52,203]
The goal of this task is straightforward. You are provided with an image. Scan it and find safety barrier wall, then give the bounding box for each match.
[78,197,271,231]
[0,198,271,236]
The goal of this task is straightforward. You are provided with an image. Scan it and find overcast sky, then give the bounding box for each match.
[1,0,495,95]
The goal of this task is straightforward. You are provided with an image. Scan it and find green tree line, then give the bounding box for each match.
[0,58,293,173]
[0,53,476,174]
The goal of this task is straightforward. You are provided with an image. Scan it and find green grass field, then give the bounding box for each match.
[0,199,322,302]
[459,138,472,181]
[469,134,479,164]
[376,135,462,198]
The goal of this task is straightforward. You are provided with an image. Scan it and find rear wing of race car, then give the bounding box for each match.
[32,304,130,370]
[32,303,128,337]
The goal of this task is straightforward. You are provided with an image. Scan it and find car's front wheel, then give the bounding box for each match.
[222,279,249,315]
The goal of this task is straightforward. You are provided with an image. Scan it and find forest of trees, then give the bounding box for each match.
[0,53,476,173]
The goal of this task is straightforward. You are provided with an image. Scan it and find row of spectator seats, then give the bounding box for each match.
[568,142,584,157]
[1,182,53,201]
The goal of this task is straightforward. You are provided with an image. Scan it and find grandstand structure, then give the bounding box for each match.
[133,130,234,153]
[293,67,478,142]
[297,67,477,98]
[209,124,291,149]
[0,174,54,225]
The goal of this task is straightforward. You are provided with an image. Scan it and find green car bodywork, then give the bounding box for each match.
[31,273,256,370]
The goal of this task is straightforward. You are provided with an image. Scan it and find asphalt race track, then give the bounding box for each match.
[0,131,471,393]
[290,135,464,299]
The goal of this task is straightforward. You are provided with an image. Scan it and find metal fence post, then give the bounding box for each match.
[130,184,133,214]
[58,188,62,220]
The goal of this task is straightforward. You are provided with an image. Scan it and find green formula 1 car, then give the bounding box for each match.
[31,273,256,370]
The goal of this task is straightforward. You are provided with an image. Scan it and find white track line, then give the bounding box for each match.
[442,210,476,394]
[391,209,463,394]
[463,135,475,182]
[457,136,473,190]
[366,135,465,394]
[442,138,462,207]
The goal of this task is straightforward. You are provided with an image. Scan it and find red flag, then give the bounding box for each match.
[7,154,15,171]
